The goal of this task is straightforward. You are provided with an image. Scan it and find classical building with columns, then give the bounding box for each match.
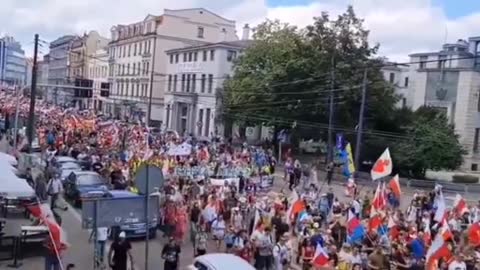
[163,25,251,136]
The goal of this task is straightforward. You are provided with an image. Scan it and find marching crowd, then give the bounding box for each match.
[3,89,480,270]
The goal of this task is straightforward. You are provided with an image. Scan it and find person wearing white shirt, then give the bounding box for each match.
[448,253,467,270]
[89,227,109,265]
[47,175,67,211]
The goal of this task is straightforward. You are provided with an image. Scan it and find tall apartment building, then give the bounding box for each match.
[107,8,238,124]
[86,49,109,112]
[0,36,27,86]
[37,54,50,100]
[68,31,109,109]
[47,35,76,105]
[163,26,252,136]
[407,38,480,171]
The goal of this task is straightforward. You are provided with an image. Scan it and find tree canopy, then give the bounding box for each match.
[392,106,466,178]
[223,6,398,134]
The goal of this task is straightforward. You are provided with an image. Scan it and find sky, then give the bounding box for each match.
[2,0,480,61]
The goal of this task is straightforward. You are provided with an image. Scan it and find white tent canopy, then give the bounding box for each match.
[0,159,34,198]
[0,152,18,166]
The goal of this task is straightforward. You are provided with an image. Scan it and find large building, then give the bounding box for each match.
[0,36,27,86]
[381,63,410,108]
[163,28,252,136]
[47,35,76,105]
[87,48,109,112]
[407,38,480,171]
[106,8,238,124]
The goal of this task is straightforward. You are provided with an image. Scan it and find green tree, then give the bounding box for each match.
[392,106,465,178]
[222,6,399,142]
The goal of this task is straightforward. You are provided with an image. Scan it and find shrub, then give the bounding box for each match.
[452,174,479,184]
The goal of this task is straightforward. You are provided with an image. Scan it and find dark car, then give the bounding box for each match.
[64,171,109,207]
[106,190,157,239]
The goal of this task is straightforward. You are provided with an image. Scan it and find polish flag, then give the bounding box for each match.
[368,214,383,232]
[387,215,400,239]
[372,182,386,211]
[371,148,392,181]
[389,174,401,199]
[425,233,452,270]
[313,243,330,267]
[423,225,432,246]
[440,220,453,241]
[453,194,468,217]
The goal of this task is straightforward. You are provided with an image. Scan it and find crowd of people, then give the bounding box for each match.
[3,89,480,270]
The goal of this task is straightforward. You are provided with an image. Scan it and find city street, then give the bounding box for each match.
[2,168,418,270]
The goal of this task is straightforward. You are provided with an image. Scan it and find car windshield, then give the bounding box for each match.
[77,174,103,186]
[62,162,80,170]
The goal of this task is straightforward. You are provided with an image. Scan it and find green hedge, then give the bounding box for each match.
[452,174,479,184]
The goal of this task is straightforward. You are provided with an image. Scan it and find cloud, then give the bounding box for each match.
[2,0,480,61]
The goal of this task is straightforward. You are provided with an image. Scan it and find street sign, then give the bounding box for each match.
[134,164,164,195]
[81,196,159,229]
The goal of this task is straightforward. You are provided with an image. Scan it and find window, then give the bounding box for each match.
[181,74,186,91]
[123,46,126,57]
[205,108,211,136]
[203,51,207,61]
[133,63,136,75]
[147,40,151,53]
[144,41,148,54]
[146,62,150,74]
[192,74,196,92]
[139,42,142,55]
[175,54,179,63]
[173,75,177,91]
[198,109,204,135]
[134,43,137,56]
[168,75,172,91]
[227,50,237,62]
[188,52,193,62]
[136,83,140,96]
[208,74,213,93]
[472,163,478,171]
[194,52,198,62]
[201,74,206,93]
[166,105,171,128]
[183,53,187,62]
[197,27,204,38]
[404,77,409,87]
[170,54,174,64]
[125,83,129,96]
[389,72,395,84]
[210,50,215,61]
[128,45,131,57]
[138,62,141,75]
[419,56,427,69]
[438,55,447,69]
[186,74,191,92]
[127,64,130,75]
[474,128,480,153]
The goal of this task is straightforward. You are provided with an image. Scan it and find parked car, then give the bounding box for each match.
[187,254,255,270]
[299,139,326,154]
[64,171,109,207]
[56,156,78,166]
[106,190,157,239]
[59,162,82,182]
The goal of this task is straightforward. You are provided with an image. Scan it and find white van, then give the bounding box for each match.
[187,254,255,270]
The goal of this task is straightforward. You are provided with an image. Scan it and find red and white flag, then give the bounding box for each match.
[313,243,329,267]
[389,174,401,199]
[434,193,447,223]
[453,194,468,217]
[425,233,452,270]
[371,148,392,181]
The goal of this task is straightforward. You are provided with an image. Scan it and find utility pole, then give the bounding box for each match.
[354,69,368,171]
[327,56,335,163]
[26,34,39,152]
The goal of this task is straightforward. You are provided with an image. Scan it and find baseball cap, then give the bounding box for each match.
[119,231,126,238]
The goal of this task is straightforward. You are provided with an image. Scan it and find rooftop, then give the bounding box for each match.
[166,39,253,54]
